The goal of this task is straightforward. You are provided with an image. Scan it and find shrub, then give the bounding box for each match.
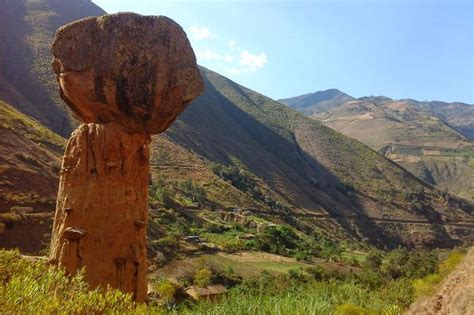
[194,268,212,288]
[154,278,177,307]
[209,163,286,210]
[306,265,330,281]
[357,269,385,289]
[150,176,174,208]
[178,179,207,206]
[254,225,301,255]
[412,273,442,298]
[412,249,465,298]
[438,249,464,276]
[287,268,309,283]
[334,303,369,315]
[213,266,242,287]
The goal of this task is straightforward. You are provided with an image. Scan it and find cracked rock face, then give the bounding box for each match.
[49,13,203,302]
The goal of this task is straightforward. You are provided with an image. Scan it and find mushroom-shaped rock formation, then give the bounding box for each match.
[49,13,203,302]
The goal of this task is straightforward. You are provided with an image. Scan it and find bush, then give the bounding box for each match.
[178,179,207,206]
[150,176,174,208]
[438,249,465,276]
[254,225,301,255]
[153,278,177,307]
[306,265,330,281]
[150,236,180,253]
[357,269,385,289]
[194,268,212,288]
[287,268,309,283]
[209,162,286,210]
[213,266,242,287]
[412,249,465,298]
[412,273,442,298]
[334,303,369,315]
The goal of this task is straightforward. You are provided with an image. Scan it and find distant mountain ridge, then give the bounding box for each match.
[279,89,354,116]
[283,90,474,201]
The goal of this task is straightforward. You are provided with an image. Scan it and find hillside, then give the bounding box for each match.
[0,100,65,253]
[279,89,354,116]
[283,93,474,202]
[0,0,105,136]
[0,0,473,256]
[3,66,474,255]
[409,100,474,140]
[151,67,474,249]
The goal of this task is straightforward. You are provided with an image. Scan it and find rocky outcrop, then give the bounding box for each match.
[51,13,203,134]
[49,13,203,302]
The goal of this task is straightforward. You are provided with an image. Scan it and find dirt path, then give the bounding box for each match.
[406,247,474,315]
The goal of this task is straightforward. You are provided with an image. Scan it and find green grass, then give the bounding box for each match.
[341,251,368,264]
[0,250,149,314]
[200,231,252,251]
[0,247,468,314]
[251,261,310,273]
[182,279,408,315]
[203,253,308,276]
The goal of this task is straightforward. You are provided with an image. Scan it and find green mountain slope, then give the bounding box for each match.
[0,0,105,136]
[155,68,474,248]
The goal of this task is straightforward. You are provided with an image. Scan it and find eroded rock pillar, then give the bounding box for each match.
[49,13,203,302]
[50,123,150,301]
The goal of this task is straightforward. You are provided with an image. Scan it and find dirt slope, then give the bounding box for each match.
[407,247,474,315]
[0,100,65,253]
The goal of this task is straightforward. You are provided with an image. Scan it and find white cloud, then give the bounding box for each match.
[227,67,242,74]
[195,48,222,61]
[194,39,267,75]
[188,26,212,40]
[195,49,236,65]
[223,54,233,63]
[239,50,267,72]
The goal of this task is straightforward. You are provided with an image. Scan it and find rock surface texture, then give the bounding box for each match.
[49,13,203,302]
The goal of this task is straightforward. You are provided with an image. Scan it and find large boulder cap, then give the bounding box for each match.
[52,13,204,134]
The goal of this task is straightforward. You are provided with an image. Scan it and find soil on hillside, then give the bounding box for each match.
[406,247,474,315]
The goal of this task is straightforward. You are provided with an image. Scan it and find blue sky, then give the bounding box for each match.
[93,0,473,103]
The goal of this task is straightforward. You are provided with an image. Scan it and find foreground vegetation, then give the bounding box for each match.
[0,247,466,314]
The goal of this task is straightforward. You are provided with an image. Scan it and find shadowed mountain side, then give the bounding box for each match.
[0,0,106,136]
[157,67,474,248]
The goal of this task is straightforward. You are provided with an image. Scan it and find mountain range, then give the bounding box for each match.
[280,90,474,202]
[1,0,474,255]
